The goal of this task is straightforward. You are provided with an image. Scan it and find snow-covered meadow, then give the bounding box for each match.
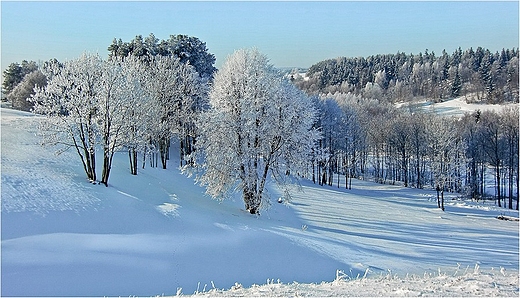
[396,96,520,117]
[1,107,518,296]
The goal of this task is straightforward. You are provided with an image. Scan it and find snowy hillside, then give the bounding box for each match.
[396,95,519,117]
[1,107,518,296]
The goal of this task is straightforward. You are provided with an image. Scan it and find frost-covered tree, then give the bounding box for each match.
[478,111,507,207]
[32,53,103,182]
[97,58,135,186]
[426,116,466,211]
[336,101,365,189]
[315,98,344,186]
[108,33,216,80]
[407,112,429,189]
[500,107,519,210]
[9,70,47,111]
[2,60,38,96]
[144,55,205,169]
[192,49,319,214]
[117,55,157,175]
[388,113,412,187]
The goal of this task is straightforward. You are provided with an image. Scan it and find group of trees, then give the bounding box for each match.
[107,34,217,167]
[32,53,207,186]
[2,60,46,111]
[310,92,519,210]
[17,38,318,214]
[3,37,518,214]
[108,33,216,80]
[29,34,214,187]
[295,47,519,104]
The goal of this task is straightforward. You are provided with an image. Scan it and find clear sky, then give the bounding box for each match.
[1,1,519,72]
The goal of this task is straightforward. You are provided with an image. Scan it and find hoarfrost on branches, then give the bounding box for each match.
[191,48,319,214]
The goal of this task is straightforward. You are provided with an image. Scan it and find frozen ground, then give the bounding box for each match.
[1,107,518,296]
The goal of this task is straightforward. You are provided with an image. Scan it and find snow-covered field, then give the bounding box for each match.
[396,96,518,117]
[1,107,519,296]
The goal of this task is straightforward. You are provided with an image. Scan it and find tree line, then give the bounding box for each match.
[294,47,519,104]
[311,92,519,210]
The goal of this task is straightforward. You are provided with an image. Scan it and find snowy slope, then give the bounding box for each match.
[396,95,518,117]
[1,107,518,296]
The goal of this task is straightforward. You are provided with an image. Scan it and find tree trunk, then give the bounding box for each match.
[101,152,111,187]
[88,149,96,182]
[345,159,348,189]
[74,139,96,182]
[317,160,322,186]
[496,162,501,207]
[243,188,260,215]
[508,140,514,209]
[312,160,316,184]
[441,189,445,211]
[180,138,184,167]
[328,162,333,186]
[348,169,352,190]
[516,167,520,210]
[402,150,408,187]
[142,149,147,169]
[128,148,138,175]
[256,161,271,214]
[159,137,169,169]
[436,186,441,209]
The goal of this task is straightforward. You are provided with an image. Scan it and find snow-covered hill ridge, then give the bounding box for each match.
[396,95,519,116]
[1,107,518,296]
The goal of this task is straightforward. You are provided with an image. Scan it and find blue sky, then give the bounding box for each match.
[1,1,519,72]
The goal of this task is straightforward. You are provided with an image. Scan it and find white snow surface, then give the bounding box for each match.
[1,107,519,296]
[191,266,519,297]
[395,96,519,117]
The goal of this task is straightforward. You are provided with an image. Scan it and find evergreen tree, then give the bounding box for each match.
[2,60,38,97]
[9,70,47,111]
[451,69,462,97]
[296,47,518,104]
[108,33,216,79]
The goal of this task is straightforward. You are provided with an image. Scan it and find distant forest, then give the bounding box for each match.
[293,47,519,104]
